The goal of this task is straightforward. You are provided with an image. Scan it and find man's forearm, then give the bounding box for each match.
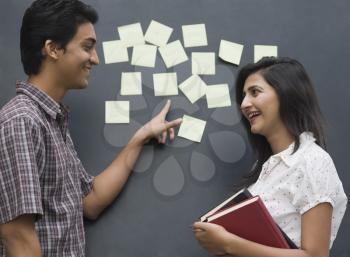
[83,132,145,219]
[3,234,42,257]
[83,100,182,219]
[0,215,42,257]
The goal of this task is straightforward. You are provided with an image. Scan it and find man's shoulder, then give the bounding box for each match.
[0,94,43,128]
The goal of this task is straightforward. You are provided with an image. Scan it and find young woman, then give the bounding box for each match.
[193,57,347,257]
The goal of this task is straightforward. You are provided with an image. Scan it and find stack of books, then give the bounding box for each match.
[200,188,298,249]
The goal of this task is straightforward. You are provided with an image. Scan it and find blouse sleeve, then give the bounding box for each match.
[292,152,342,215]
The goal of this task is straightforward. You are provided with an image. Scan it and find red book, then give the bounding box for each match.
[206,196,290,249]
[200,187,252,222]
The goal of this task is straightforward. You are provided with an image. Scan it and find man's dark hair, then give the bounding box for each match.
[235,57,326,188]
[20,0,98,75]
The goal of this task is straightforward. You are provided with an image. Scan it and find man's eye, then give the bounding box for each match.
[83,45,93,51]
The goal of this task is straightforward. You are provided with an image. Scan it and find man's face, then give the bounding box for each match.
[56,22,99,90]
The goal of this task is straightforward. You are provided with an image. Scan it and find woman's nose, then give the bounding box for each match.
[240,95,252,110]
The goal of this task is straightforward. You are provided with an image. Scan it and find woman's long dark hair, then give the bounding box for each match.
[235,57,326,188]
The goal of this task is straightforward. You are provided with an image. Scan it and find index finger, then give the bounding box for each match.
[160,99,171,116]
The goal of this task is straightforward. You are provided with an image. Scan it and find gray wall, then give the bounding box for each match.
[1,1,349,257]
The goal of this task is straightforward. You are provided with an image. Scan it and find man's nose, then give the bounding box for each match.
[90,49,100,65]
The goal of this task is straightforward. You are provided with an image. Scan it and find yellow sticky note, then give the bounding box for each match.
[179,75,207,103]
[153,73,178,96]
[159,40,188,68]
[254,45,278,63]
[105,101,130,124]
[144,20,173,47]
[121,72,142,95]
[182,24,208,47]
[178,115,206,142]
[192,52,215,75]
[118,23,145,48]
[102,40,129,64]
[206,84,231,108]
[131,44,157,67]
[219,40,244,65]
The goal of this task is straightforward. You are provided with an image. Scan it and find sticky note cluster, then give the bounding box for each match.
[103,20,278,143]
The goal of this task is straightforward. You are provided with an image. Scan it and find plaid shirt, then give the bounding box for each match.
[0,81,94,257]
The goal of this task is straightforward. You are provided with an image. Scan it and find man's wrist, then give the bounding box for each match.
[131,126,149,146]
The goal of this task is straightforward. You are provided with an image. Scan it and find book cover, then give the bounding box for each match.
[206,196,290,249]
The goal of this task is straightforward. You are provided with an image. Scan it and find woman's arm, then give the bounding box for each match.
[193,202,332,257]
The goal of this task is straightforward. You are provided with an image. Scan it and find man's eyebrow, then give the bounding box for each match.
[83,38,96,44]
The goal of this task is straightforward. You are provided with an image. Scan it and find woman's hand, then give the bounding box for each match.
[193,222,234,256]
[136,99,182,144]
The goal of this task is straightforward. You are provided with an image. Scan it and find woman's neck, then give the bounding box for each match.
[266,128,295,155]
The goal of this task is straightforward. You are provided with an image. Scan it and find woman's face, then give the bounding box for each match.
[240,72,286,138]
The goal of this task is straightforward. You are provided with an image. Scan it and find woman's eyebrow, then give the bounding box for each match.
[243,85,263,94]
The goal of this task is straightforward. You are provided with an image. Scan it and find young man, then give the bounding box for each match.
[0,1,182,256]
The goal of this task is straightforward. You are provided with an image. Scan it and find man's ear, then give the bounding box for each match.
[42,40,63,60]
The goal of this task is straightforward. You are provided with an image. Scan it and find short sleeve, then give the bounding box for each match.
[66,132,95,198]
[79,160,94,197]
[292,153,340,215]
[0,117,44,223]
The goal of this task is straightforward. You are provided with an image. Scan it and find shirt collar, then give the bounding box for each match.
[16,81,69,120]
[272,132,316,167]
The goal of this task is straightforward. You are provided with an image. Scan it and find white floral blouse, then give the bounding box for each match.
[248,132,347,248]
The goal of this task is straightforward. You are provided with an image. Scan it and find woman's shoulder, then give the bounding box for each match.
[293,141,345,196]
[292,132,333,169]
[303,141,333,166]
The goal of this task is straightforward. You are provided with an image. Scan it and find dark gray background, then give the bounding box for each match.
[1,1,349,257]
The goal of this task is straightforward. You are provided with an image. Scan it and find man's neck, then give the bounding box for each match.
[27,73,67,103]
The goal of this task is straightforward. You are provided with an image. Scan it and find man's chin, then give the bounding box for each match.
[71,81,89,90]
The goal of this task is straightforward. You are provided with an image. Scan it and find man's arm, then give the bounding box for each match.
[83,100,182,219]
[0,214,42,257]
